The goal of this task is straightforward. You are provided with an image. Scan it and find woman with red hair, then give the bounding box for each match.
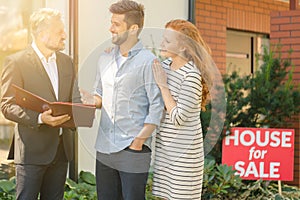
[152,19,212,200]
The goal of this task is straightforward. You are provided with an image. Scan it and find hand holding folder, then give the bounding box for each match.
[12,84,96,128]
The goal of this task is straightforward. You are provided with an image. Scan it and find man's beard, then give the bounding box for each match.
[45,40,65,52]
[112,31,129,45]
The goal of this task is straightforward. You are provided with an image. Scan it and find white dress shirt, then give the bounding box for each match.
[32,42,59,99]
[32,42,59,125]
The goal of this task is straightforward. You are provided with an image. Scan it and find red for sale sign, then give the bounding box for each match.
[222,127,294,181]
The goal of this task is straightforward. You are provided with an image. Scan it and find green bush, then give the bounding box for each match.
[199,45,300,200]
[0,162,15,180]
[202,159,242,199]
[201,45,300,165]
[223,46,300,130]
[0,177,16,200]
[64,171,97,200]
[1,167,300,199]
[202,158,243,199]
[145,172,163,200]
[239,179,300,200]
[201,158,300,200]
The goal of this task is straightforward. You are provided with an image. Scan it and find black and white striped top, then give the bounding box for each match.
[153,59,204,200]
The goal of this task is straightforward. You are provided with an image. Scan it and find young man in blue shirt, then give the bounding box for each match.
[87,0,164,199]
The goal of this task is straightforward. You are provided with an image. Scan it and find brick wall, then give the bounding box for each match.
[270,10,300,186]
[195,0,289,73]
[195,0,300,186]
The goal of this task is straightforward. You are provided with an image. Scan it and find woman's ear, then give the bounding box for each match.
[178,44,187,57]
[179,46,186,53]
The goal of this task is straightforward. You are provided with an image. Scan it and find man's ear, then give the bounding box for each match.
[129,24,139,35]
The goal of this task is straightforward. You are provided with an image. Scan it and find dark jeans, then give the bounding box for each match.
[15,138,68,200]
[96,145,151,200]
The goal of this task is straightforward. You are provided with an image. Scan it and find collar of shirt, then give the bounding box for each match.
[31,42,56,63]
[31,42,59,100]
[115,50,127,69]
[114,40,143,59]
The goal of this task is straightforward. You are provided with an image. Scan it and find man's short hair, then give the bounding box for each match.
[30,8,62,38]
[109,0,144,29]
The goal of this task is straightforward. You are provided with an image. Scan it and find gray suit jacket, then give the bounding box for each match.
[1,46,81,165]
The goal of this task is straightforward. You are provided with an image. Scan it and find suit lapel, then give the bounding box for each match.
[56,53,72,102]
[56,54,63,101]
[27,47,57,100]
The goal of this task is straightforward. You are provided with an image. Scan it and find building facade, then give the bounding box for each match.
[194,0,300,186]
[1,0,299,186]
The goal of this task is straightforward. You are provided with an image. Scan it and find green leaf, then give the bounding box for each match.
[79,171,96,185]
[274,194,284,200]
[65,178,78,189]
[0,179,15,193]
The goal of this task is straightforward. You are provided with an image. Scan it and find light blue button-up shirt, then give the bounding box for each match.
[94,41,164,153]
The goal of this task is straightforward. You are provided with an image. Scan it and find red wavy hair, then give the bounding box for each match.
[165,19,212,111]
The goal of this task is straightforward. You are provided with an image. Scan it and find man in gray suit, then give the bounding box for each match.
[0,8,81,200]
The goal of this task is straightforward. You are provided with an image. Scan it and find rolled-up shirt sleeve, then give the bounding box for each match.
[143,60,164,126]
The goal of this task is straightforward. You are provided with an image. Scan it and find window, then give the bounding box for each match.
[226,30,269,76]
